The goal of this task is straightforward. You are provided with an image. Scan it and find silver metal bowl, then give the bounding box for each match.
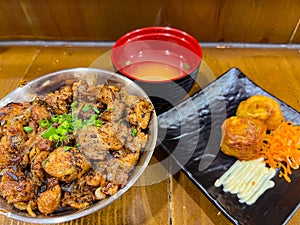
[0,68,158,223]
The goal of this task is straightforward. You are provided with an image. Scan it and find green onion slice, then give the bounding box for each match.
[41,126,56,139]
[71,101,78,109]
[132,128,137,137]
[24,126,33,133]
[82,104,91,112]
[40,118,49,128]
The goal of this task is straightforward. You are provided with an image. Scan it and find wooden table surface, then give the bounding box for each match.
[0,43,299,225]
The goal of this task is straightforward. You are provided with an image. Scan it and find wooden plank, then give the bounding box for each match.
[0,46,40,97]
[201,47,300,111]
[0,0,299,43]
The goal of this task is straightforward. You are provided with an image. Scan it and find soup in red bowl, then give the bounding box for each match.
[111,26,202,113]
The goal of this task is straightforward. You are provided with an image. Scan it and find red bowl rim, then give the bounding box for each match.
[111,26,202,83]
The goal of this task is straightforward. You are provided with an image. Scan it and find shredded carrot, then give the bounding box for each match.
[261,121,300,182]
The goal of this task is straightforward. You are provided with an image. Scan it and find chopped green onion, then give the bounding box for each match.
[41,126,56,139]
[60,135,69,142]
[95,119,103,127]
[132,128,137,137]
[66,123,74,133]
[52,133,60,141]
[40,118,49,128]
[102,108,114,115]
[73,119,83,130]
[183,62,190,70]
[62,114,72,121]
[82,104,91,112]
[86,115,97,125]
[92,106,100,114]
[40,108,108,146]
[50,115,59,123]
[56,126,68,136]
[58,114,71,124]
[24,126,33,133]
[125,60,131,66]
[42,159,47,168]
[71,101,78,109]
[64,146,72,151]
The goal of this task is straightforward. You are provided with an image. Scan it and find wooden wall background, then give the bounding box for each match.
[0,0,299,43]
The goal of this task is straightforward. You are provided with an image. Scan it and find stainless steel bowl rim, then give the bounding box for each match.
[0,67,158,223]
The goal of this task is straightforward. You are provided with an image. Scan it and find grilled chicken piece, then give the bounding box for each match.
[37,184,61,215]
[30,100,51,125]
[23,134,53,154]
[0,102,26,122]
[119,88,140,106]
[94,157,132,186]
[0,102,28,143]
[72,80,98,103]
[0,103,26,138]
[0,102,21,117]
[0,169,37,204]
[125,128,149,152]
[31,151,49,185]
[101,118,129,140]
[85,170,106,187]
[100,119,148,153]
[72,80,87,100]
[117,150,140,167]
[42,85,73,115]
[0,140,16,170]
[62,177,94,210]
[102,182,119,195]
[43,147,90,182]
[97,84,120,109]
[0,103,31,169]
[127,98,153,129]
[100,98,125,122]
[76,126,123,161]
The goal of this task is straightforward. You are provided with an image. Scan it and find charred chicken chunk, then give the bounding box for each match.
[85,170,106,187]
[43,147,90,182]
[43,85,73,115]
[37,183,61,215]
[31,151,49,185]
[0,103,27,136]
[98,84,120,109]
[76,126,122,161]
[0,136,20,170]
[72,80,98,103]
[30,100,51,125]
[127,98,153,129]
[93,157,132,186]
[62,177,94,210]
[0,169,37,204]
[23,134,53,154]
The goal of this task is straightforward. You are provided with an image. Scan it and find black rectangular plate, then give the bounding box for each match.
[157,68,300,225]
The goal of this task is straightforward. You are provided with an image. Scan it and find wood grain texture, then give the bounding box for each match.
[0,0,299,43]
[0,44,299,225]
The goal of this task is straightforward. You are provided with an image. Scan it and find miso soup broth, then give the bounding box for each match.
[123,61,188,81]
